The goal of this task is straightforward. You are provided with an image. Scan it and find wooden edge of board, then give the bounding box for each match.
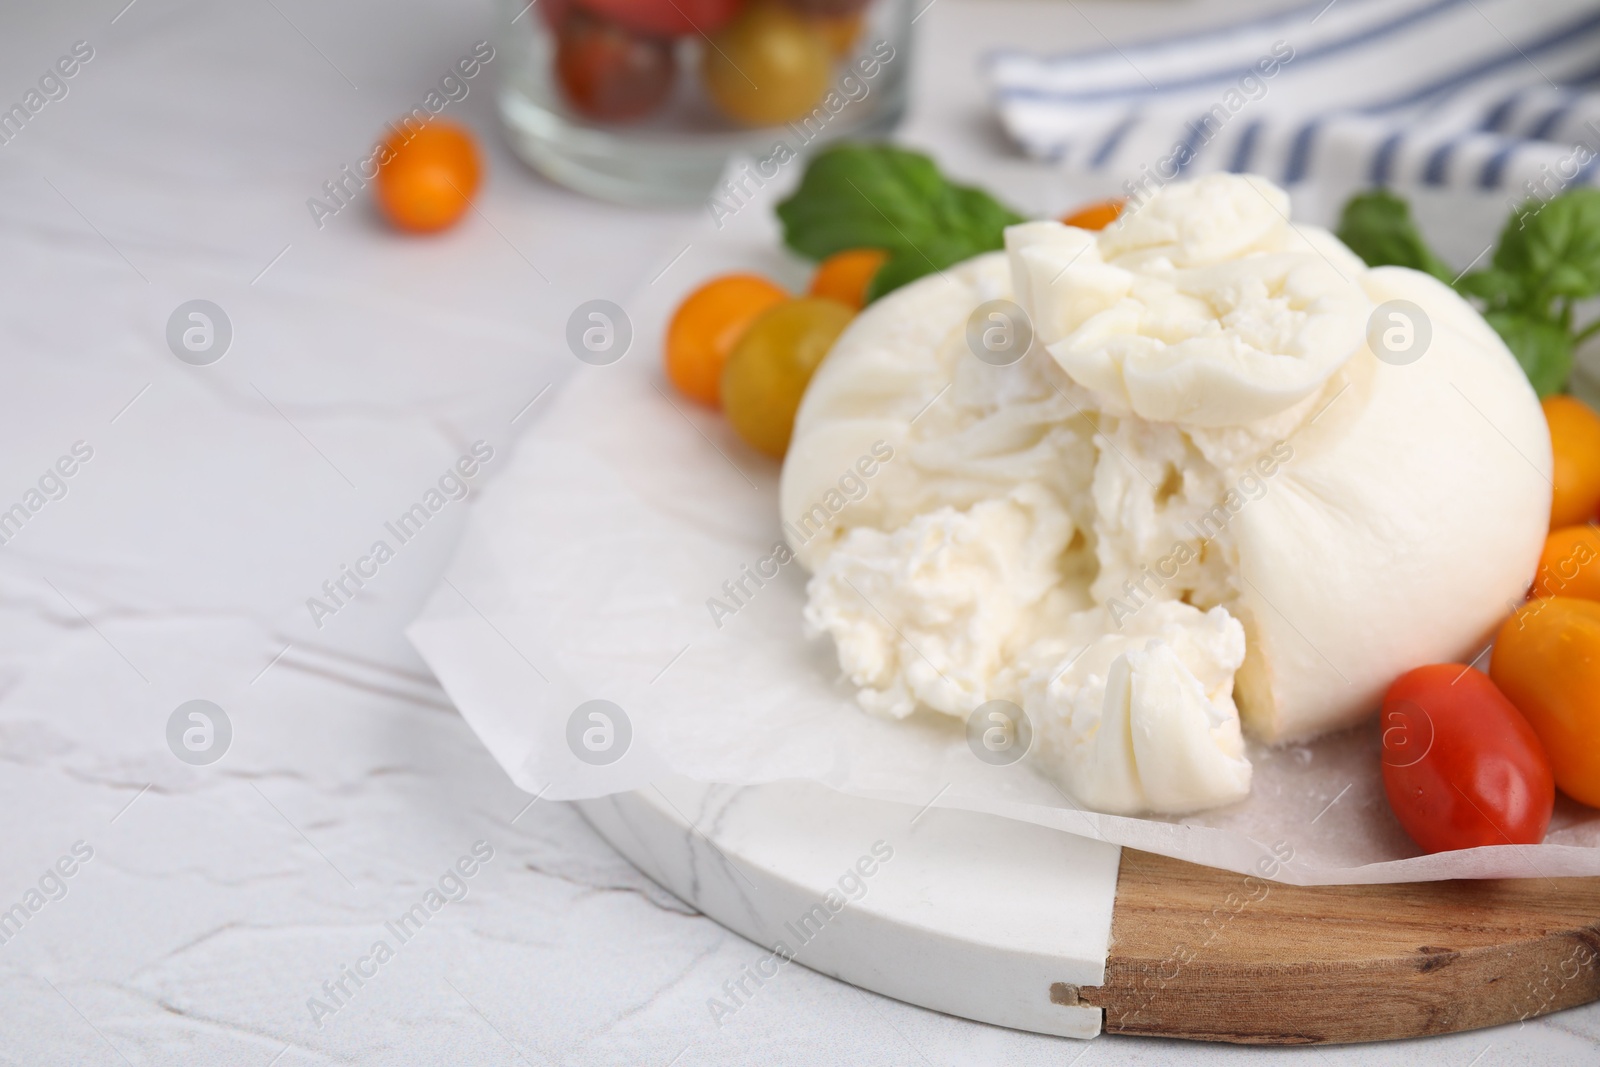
[1068,849,1600,1045]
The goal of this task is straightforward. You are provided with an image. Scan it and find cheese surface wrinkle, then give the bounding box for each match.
[779,173,1552,816]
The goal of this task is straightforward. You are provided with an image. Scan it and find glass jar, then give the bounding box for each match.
[496,0,911,207]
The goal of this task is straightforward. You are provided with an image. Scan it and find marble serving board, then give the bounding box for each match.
[574,778,1121,1040]
[578,780,1600,1045]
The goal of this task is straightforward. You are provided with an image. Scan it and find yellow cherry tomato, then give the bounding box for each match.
[1534,525,1600,601]
[375,121,480,233]
[806,248,887,310]
[722,297,853,457]
[702,3,830,127]
[1491,596,1600,807]
[665,274,789,407]
[1544,395,1600,529]
[1060,197,1125,231]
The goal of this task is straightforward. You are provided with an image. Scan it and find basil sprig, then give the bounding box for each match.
[777,144,1027,303]
[1338,188,1600,396]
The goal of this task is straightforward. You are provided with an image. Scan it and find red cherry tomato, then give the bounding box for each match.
[578,0,745,37]
[556,9,677,122]
[1380,664,1554,854]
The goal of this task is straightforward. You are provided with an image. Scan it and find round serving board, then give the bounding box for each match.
[576,779,1600,1045]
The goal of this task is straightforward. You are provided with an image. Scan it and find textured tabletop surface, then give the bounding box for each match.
[1,0,1596,1063]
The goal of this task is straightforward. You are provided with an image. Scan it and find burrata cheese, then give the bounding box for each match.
[780,173,1551,815]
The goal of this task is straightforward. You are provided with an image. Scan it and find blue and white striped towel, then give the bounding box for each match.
[988,0,1600,199]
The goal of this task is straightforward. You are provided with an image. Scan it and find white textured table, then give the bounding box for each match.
[2,0,1596,1063]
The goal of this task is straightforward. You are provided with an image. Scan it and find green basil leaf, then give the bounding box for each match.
[1542,261,1599,301]
[777,143,1027,300]
[1493,188,1600,308]
[1335,190,1454,283]
[1454,267,1524,309]
[1484,310,1573,397]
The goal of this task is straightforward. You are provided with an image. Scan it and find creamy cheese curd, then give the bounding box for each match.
[780,173,1551,816]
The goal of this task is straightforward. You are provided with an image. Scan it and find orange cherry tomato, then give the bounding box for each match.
[807,248,887,310]
[1533,525,1600,600]
[1380,664,1553,853]
[722,297,853,457]
[1543,395,1600,528]
[375,121,480,233]
[1491,596,1600,807]
[665,274,789,407]
[1060,198,1125,231]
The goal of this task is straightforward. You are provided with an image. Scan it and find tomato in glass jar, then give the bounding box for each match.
[782,0,871,15]
[808,12,863,57]
[702,2,831,127]
[555,9,677,122]
[579,0,747,37]
[540,0,575,30]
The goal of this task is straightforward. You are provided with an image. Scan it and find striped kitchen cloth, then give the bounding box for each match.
[988,0,1600,199]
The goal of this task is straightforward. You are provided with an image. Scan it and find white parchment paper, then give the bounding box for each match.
[409,171,1600,886]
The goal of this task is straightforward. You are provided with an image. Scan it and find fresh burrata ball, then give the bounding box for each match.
[779,173,1551,816]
